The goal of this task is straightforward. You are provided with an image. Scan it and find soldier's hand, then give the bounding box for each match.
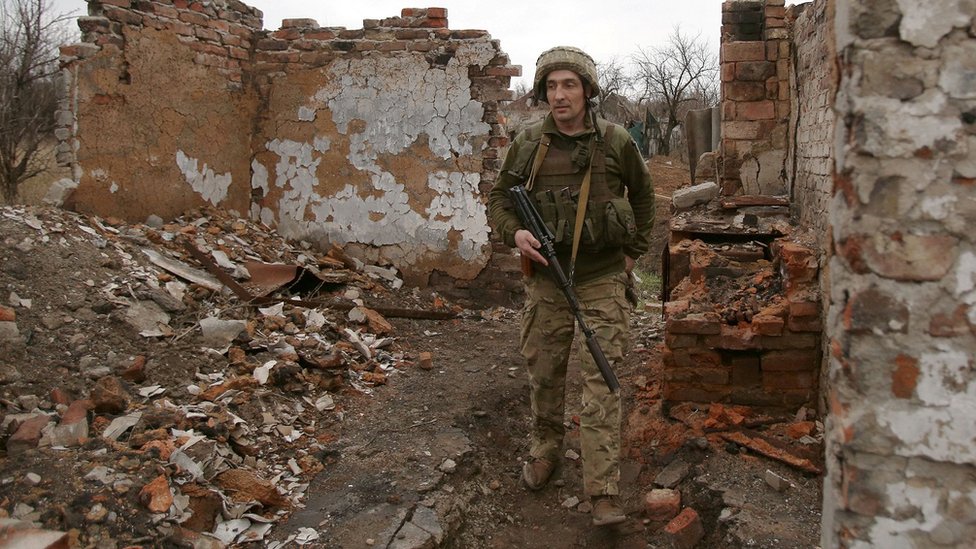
[515,229,548,266]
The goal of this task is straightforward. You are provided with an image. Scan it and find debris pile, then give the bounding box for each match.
[0,205,461,547]
[662,196,822,409]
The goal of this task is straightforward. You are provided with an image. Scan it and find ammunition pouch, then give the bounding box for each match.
[533,190,635,253]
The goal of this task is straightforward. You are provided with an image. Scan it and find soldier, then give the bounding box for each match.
[487,46,655,526]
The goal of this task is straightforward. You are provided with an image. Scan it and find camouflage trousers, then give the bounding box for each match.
[520,271,632,496]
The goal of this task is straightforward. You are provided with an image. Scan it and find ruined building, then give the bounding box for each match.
[54,0,976,546]
[664,0,976,547]
[55,1,518,296]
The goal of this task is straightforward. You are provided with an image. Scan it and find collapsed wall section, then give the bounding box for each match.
[825,1,976,547]
[247,10,517,286]
[57,3,519,293]
[57,0,262,220]
[662,0,833,411]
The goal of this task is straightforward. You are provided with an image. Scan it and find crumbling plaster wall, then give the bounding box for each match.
[824,0,976,547]
[248,13,515,285]
[57,0,262,220]
[57,2,518,289]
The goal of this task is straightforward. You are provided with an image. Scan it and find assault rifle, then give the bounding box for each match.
[509,184,620,393]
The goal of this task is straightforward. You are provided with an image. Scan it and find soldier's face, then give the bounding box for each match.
[546,70,587,133]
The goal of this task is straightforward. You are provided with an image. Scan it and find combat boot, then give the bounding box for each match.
[591,495,627,526]
[521,458,555,490]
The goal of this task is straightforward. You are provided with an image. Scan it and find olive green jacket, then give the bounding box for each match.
[487,112,655,284]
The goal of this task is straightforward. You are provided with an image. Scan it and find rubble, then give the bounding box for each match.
[0,204,459,546]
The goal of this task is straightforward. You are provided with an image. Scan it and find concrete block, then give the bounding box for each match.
[672,182,719,210]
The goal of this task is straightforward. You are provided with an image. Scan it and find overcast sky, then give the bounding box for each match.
[51,0,725,89]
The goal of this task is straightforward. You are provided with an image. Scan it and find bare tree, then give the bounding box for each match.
[632,27,718,156]
[0,0,70,202]
[595,57,632,119]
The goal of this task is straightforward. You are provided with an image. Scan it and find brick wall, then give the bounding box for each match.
[57,3,519,298]
[788,0,834,249]
[719,0,790,196]
[824,0,976,546]
[57,0,263,220]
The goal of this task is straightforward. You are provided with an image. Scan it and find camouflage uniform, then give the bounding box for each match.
[487,48,654,498]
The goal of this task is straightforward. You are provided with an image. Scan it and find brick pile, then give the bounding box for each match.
[663,237,821,410]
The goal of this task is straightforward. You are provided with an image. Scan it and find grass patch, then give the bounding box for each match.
[631,267,662,305]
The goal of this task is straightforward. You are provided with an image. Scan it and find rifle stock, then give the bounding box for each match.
[509,185,620,393]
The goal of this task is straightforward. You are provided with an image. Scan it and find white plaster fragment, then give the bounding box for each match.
[110,182,119,194]
[920,195,955,220]
[955,251,976,304]
[895,0,972,49]
[251,159,269,196]
[850,482,942,549]
[855,90,962,157]
[176,150,232,206]
[878,344,976,464]
[298,106,316,122]
[313,136,331,153]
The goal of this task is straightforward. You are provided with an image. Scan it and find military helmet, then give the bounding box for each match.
[532,46,600,103]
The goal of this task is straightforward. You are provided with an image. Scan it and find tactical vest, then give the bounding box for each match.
[512,119,637,254]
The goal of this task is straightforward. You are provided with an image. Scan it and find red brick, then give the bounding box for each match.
[737,100,775,120]
[929,305,971,337]
[724,121,762,140]
[139,475,174,513]
[426,7,447,19]
[669,349,722,369]
[763,370,816,390]
[891,354,919,399]
[704,324,759,350]
[50,388,72,406]
[789,300,818,318]
[788,316,822,332]
[787,421,815,439]
[752,314,784,336]
[762,349,818,372]
[665,300,690,316]
[452,29,489,39]
[485,66,521,77]
[663,383,730,403]
[722,42,765,63]
[645,489,681,521]
[665,334,700,349]
[7,415,53,455]
[61,399,93,424]
[760,333,818,349]
[0,306,14,322]
[668,312,721,335]
[664,508,705,549]
[665,367,730,385]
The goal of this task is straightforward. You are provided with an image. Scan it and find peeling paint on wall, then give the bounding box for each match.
[176,150,232,206]
[252,42,498,281]
[850,482,941,549]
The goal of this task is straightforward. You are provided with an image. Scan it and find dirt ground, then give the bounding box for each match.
[0,157,823,548]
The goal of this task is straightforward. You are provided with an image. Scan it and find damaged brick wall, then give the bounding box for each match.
[661,0,831,412]
[825,0,976,546]
[719,0,790,196]
[787,0,835,247]
[247,10,517,287]
[57,2,518,293]
[57,0,263,220]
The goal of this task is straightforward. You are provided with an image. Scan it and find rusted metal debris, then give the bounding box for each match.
[180,239,456,320]
[720,430,822,474]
